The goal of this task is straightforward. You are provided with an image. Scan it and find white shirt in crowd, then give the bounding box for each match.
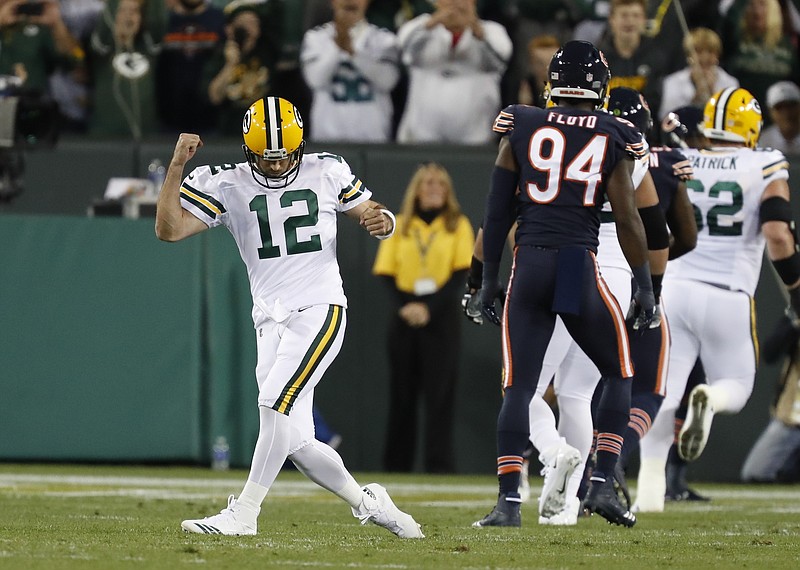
[301,19,400,143]
[395,13,512,144]
[658,66,739,120]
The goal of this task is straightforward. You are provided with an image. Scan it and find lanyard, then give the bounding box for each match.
[413,227,437,266]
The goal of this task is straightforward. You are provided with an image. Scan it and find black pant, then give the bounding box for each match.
[383,310,460,473]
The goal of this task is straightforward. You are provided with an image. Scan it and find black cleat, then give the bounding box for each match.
[613,463,631,510]
[472,493,522,527]
[584,477,636,527]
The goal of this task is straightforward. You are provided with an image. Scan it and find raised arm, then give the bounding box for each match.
[155,133,209,242]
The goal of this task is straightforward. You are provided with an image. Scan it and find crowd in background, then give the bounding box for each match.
[2,0,799,151]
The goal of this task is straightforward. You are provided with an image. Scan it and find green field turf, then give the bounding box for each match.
[0,463,798,569]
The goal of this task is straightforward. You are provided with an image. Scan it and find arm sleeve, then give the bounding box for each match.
[352,29,401,92]
[475,21,513,73]
[300,27,342,90]
[482,165,518,264]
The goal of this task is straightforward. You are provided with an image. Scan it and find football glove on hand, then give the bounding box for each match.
[462,287,484,325]
[480,284,504,327]
[627,289,656,331]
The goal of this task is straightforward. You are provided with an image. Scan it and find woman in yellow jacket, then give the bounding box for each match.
[372,162,474,473]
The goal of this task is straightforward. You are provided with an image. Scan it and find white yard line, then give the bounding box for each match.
[2,472,800,503]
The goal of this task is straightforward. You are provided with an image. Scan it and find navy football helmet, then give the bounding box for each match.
[608,87,653,135]
[661,105,705,148]
[547,40,611,109]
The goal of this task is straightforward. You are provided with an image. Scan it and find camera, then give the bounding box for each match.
[232,26,248,49]
[0,78,59,202]
[16,1,45,17]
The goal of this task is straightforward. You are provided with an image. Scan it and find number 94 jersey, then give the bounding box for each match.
[179,153,372,325]
[665,146,789,295]
[494,104,646,252]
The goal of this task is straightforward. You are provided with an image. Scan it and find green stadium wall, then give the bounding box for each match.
[0,139,795,480]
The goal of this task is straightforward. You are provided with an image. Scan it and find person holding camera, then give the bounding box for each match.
[0,0,82,95]
[205,3,278,137]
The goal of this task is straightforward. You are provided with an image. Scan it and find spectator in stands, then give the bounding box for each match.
[300,0,400,143]
[741,310,800,483]
[204,2,277,137]
[0,0,83,95]
[759,81,800,153]
[394,0,512,144]
[48,0,103,133]
[87,0,161,137]
[572,0,610,45]
[597,0,680,142]
[372,162,474,473]
[516,34,560,108]
[719,0,800,125]
[156,0,225,134]
[659,27,739,121]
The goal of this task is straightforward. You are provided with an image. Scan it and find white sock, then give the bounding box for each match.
[247,406,291,490]
[635,457,666,512]
[290,440,364,508]
[705,380,749,414]
[237,480,269,512]
[529,395,561,461]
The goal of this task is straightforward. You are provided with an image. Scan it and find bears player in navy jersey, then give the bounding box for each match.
[472,40,657,529]
[605,88,699,507]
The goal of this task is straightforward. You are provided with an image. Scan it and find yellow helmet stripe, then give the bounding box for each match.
[714,88,737,132]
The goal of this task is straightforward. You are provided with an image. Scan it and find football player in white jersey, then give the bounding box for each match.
[636,87,800,512]
[155,96,423,539]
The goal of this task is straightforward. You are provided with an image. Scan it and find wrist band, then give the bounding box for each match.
[376,208,396,240]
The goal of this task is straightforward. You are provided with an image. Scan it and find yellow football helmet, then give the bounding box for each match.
[242,97,305,188]
[702,88,762,149]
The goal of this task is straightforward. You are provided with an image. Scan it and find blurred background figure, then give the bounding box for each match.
[156,0,225,134]
[301,0,400,143]
[48,0,104,133]
[760,81,800,154]
[0,0,83,97]
[204,2,276,136]
[395,0,512,144]
[659,27,739,122]
[372,162,474,473]
[516,34,560,108]
[597,0,680,144]
[88,0,161,137]
[741,310,800,483]
[719,0,800,126]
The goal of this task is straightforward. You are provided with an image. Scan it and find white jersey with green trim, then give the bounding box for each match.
[179,152,372,326]
[665,146,790,295]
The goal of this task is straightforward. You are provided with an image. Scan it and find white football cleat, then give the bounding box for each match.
[538,439,582,518]
[181,495,259,536]
[352,483,424,539]
[538,496,580,526]
[678,384,715,462]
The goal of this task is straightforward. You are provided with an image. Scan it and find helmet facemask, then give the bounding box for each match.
[242,141,305,189]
